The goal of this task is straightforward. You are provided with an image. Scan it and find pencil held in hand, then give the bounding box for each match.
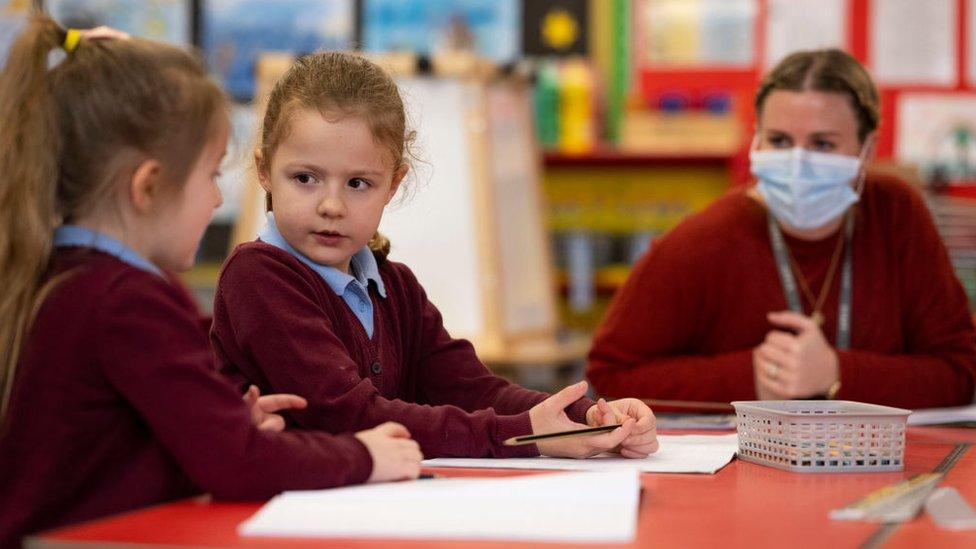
[504,424,625,446]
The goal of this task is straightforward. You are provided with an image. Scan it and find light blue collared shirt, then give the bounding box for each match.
[258,213,386,338]
[54,225,164,277]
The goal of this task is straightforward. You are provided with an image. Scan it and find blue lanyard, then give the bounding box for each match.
[766,212,854,350]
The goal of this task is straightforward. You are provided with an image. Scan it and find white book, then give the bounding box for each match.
[423,434,739,475]
[239,470,640,543]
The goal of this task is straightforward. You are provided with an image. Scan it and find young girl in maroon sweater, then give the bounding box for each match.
[211,52,658,460]
[0,16,421,548]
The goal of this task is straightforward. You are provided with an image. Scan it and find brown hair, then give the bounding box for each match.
[755,49,880,143]
[0,13,227,420]
[258,51,416,258]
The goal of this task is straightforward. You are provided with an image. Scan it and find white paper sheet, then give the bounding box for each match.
[764,0,847,69]
[239,470,640,543]
[908,404,976,426]
[423,434,739,474]
[871,0,957,86]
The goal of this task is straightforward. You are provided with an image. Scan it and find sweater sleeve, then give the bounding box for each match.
[400,265,595,424]
[96,271,373,500]
[836,190,976,409]
[587,237,758,403]
[213,250,542,458]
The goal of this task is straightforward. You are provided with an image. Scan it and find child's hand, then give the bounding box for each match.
[243,385,307,432]
[354,422,423,483]
[529,381,635,459]
[586,398,659,458]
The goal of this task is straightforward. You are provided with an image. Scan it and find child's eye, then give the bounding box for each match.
[294,173,317,185]
[348,178,371,190]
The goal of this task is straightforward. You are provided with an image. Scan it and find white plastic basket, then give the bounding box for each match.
[731,400,911,473]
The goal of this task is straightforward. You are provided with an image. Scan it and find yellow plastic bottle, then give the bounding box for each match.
[558,58,595,154]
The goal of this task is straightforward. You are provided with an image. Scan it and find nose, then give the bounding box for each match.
[317,185,346,218]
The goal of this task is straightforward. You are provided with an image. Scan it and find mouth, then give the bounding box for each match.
[312,230,347,243]
[313,229,345,237]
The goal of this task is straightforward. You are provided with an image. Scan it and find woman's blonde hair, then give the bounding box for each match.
[0,13,227,420]
[258,51,417,259]
[756,48,880,143]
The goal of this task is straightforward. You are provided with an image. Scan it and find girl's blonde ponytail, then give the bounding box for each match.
[0,15,66,420]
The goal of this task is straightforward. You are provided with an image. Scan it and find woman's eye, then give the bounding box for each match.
[813,140,836,152]
[768,135,791,148]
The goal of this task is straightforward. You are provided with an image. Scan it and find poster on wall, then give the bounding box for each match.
[522,0,587,57]
[0,0,29,70]
[897,93,976,186]
[45,0,189,44]
[202,0,354,101]
[968,0,976,87]
[639,0,756,67]
[870,0,956,87]
[361,0,519,62]
[764,0,847,69]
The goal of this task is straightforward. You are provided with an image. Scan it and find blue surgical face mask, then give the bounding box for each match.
[750,144,865,230]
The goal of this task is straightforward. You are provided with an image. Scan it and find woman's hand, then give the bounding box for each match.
[753,311,839,399]
[529,381,635,459]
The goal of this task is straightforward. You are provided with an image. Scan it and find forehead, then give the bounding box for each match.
[273,108,390,168]
[759,90,859,135]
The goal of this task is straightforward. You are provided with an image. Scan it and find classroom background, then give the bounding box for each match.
[3,0,976,392]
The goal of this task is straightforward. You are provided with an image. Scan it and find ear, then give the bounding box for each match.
[129,158,164,214]
[385,165,407,205]
[254,148,272,193]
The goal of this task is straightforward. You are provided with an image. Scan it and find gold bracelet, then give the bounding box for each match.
[825,379,841,400]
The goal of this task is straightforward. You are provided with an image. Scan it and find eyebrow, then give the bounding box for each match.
[764,129,841,138]
[279,163,386,178]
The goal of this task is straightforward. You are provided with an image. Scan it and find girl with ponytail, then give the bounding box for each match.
[0,14,420,547]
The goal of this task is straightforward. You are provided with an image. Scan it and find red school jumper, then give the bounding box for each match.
[211,243,595,458]
[0,248,373,548]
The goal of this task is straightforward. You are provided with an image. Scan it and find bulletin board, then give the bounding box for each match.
[630,0,976,190]
[44,0,190,44]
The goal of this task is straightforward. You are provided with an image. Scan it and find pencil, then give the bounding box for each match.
[503,423,624,446]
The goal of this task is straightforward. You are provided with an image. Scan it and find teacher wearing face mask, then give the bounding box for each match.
[587,49,976,409]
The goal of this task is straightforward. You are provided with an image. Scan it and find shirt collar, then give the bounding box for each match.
[53,225,165,277]
[257,212,386,298]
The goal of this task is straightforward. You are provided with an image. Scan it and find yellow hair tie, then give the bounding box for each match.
[63,29,81,53]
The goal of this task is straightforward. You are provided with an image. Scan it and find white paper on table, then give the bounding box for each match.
[423,434,739,474]
[239,470,640,543]
[908,404,976,426]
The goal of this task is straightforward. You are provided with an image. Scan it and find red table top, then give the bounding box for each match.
[29,428,976,549]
